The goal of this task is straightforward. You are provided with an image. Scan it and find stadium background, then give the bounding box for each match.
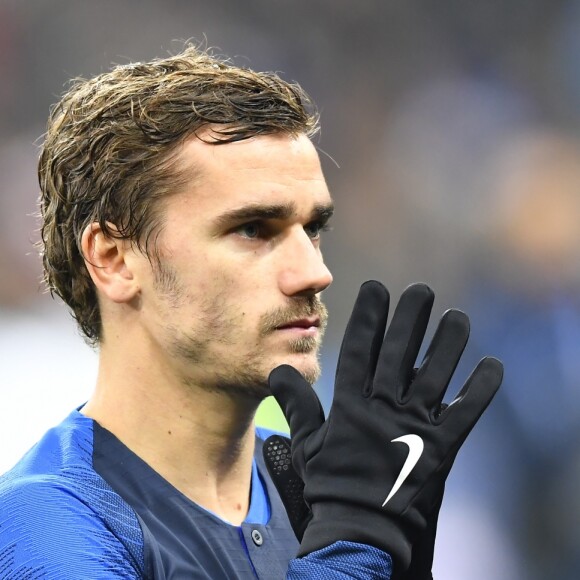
[1,1,580,578]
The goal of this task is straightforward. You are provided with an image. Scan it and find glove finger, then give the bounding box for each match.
[268,365,325,457]
[373,283,435,401]
[262,435,311,541]
[413,309,470,410]
[333,280,390,399]
[438,356,503,440]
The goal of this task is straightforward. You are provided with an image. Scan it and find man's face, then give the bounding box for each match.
[137,132,333,399]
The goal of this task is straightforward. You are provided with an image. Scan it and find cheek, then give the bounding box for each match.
[193,271,251,327]
[178,252,272,328]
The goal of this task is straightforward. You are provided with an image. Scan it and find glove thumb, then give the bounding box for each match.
[268,365,325,453]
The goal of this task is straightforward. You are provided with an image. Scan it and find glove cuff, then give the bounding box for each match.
[297,507,415,573]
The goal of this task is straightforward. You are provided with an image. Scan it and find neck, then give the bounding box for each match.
[82,333,263,525]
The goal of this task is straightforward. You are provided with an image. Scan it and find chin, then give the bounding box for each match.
[271,354,321,385]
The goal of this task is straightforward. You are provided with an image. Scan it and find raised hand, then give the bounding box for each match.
[264,281,503,577]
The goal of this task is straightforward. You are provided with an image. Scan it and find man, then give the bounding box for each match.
[0,45,502,578]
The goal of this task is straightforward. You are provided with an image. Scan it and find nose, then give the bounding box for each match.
[278,229,333,298]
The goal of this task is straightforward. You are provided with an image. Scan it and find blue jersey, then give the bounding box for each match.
[0,409,392,579]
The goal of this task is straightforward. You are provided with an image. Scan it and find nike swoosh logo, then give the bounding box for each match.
[382,434,424,507]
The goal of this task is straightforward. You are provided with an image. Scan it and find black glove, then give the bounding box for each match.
[264,374,446,579]
[264,434,442,579]
[396,484,443,580]
[263,281,502,575]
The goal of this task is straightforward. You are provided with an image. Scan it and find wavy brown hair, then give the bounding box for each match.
[38,44,319,345]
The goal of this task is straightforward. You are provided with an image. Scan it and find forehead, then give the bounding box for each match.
[171,132,332,215]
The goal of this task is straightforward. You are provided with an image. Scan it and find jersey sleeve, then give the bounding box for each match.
[0,479,143,579]
[286,541,392,579]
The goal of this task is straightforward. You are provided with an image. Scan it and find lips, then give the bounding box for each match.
[276,317,320,330]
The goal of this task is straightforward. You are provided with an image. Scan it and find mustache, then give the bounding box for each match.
[259,297,328,336]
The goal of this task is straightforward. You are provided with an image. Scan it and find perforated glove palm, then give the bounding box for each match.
[263,281,502,575]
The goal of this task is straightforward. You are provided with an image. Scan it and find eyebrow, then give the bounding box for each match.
[311,202,335,222]
[214,201,335,228]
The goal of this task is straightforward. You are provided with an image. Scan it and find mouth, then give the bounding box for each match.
[276,317,320,331]
[274,317,321,338]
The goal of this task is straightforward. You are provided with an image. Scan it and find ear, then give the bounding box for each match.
[81,222,140,303]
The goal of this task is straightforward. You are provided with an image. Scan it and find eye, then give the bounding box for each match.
[304,220,331,240]
[235,222,262,239]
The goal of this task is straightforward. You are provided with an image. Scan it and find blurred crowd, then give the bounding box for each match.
[1,1,580,578]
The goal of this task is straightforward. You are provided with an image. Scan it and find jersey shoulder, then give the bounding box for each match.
[0,410,145,579]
